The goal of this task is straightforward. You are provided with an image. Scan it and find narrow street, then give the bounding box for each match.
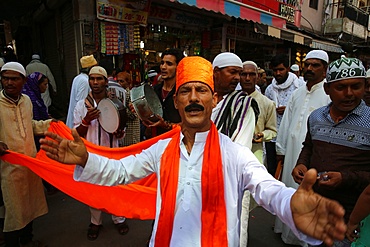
[31,191,299,247]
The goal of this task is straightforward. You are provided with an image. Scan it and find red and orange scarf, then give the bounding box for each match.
[155,122,228,246]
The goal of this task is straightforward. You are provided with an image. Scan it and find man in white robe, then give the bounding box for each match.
[274,50,332,246]
[211,53,258,246]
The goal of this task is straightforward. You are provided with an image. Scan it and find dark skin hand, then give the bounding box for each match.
[317,172,343,190]
[84,106,100,123]
[292,164,308,184]
[252,133,264,143]
[276,106,286,115]
[141,114,166,128]
[0,141,9,156]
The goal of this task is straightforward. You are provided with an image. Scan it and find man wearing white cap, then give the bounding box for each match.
[211,52,258,247]
[73,66,128,240]
[291,64,305,83]
[66,55,98,128]
[26,54,57,112]
[274,50,331,246]
[0,62,51,246]
[292,55,370,247]
[211,52,257,149]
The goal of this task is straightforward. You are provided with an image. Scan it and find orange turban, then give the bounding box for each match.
[176,56,214,92]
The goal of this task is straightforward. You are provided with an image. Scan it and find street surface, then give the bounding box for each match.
[29,191,300,247]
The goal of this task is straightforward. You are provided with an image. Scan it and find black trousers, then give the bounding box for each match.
[4,221,33,247]
[265,142,277,176]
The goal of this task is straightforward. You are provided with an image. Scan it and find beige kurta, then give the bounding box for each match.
[0,91,51,232]
[250,90,277,164]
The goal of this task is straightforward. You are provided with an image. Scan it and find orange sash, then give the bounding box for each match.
[0,121,179,219]
[155,122,228,246]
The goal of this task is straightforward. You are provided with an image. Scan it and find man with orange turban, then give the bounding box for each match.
[40,56,346,247]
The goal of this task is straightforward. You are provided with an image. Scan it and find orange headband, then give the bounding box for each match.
[176,56,214,92]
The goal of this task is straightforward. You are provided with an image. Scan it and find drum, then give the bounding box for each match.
[97,98,128,133]
[130,84,163,122]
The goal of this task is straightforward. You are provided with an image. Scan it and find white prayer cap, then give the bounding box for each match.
[89,66,107,79]
[1,62,26,77]
[148,69,157,78]
[32,54,40,60]
[304,50,329,63]
[242,61,258,69]
[212,52,243,69]
[366,69,370,78]
[290,64,300,72]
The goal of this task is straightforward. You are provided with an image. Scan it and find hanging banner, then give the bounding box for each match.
[96,0,151,25]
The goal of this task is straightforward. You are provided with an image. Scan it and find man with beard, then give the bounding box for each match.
[72,66,127,241]
[211,52,258,149]
[211,52,259,246]
[264,54,305,176]
[292,56,370,247]
[240,61,277,164]
[274,50,331,246]
[145,49,184,136]
[39,56,347,247]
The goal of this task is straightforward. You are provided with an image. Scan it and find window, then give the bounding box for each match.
[309,0,319,9]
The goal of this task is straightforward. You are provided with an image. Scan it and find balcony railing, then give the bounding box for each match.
[327,1,369,27]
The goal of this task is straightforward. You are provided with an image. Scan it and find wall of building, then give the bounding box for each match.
[301,0,326,33]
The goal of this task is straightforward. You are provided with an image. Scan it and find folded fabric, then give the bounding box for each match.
[1,121,177,219]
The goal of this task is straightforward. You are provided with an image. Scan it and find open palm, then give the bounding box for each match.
[291,169,347,246]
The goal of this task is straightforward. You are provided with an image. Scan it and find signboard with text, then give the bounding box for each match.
[241,0,301,24]
[96,0,151,24]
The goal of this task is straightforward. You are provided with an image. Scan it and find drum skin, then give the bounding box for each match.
[130,84,163,122]
[97,98,128,133]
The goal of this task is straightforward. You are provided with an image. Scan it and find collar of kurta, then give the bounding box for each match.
[155,122,228,246]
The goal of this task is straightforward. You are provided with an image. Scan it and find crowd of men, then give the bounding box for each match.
[0,48,369,247]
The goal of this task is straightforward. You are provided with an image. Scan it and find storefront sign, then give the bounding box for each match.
[149,4,211,27]
[96,0,151,24]
[279,3,296,23]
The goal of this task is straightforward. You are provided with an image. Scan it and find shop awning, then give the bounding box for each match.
[310,39,344,53]
[170,0,287,29]
[254,23,313,46]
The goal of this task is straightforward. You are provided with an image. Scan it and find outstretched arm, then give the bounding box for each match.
[291,169,346,246]
[40,128,88,167]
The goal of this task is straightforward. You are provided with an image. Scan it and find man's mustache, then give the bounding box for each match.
[305,71,314,76]
[185,103,204,112]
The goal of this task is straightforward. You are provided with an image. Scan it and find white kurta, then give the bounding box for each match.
[274,80,331,246]
[211,92,256,245]
[73,99,119,148]
[66,73,90,128]
[74,131,321,247]
[264,72,305,132]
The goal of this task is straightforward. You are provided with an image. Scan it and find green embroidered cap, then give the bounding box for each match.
[326,55,365,83]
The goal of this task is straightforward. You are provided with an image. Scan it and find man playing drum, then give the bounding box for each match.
[72,66,128,241]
